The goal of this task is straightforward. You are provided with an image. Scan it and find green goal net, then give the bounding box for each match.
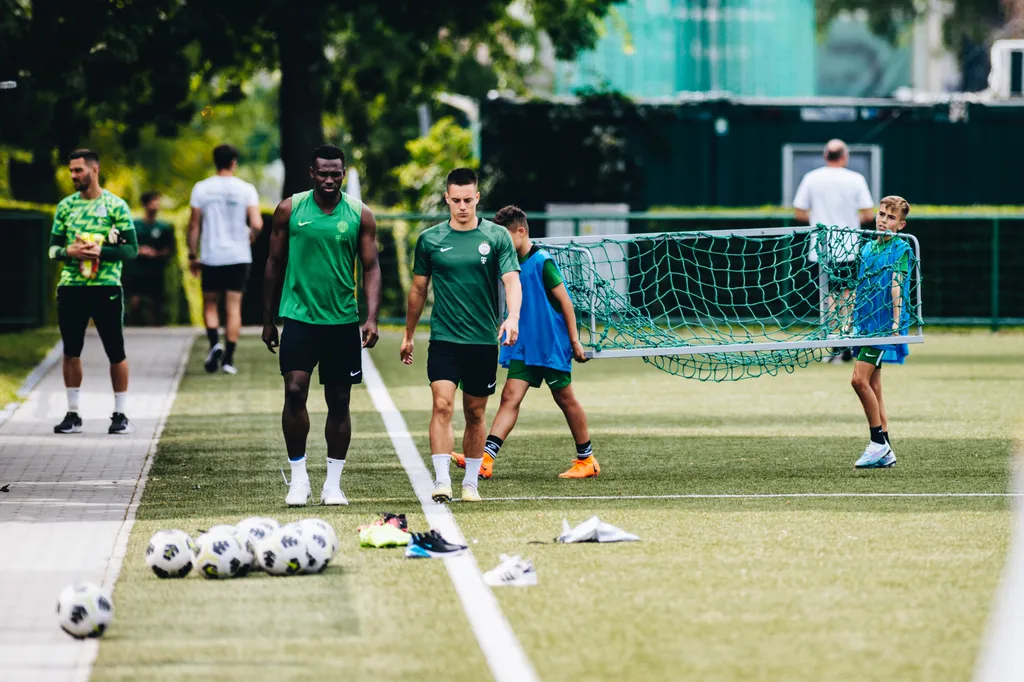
[535,225,924,382]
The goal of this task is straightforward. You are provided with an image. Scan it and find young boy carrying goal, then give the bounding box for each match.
[851,195,914,469]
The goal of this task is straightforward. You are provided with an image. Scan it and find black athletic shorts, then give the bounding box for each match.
[427,341,498,397]
[56,286,126,363]
[279,318,362,385]
[201,263,250,293]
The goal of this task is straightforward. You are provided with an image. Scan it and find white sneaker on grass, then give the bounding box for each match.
[854,441,893,469]
[320,487,349,505]
[221,363,238,375]
[285,478,311,506]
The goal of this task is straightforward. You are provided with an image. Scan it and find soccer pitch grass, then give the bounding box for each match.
[92,330,1023,681]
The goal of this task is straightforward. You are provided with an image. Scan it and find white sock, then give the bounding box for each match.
[325,457,345,490]
[289,455,309,483]
[432,454,451,485]
[463,457,483,488]
[114,392,128,415]
[66,388,80,412]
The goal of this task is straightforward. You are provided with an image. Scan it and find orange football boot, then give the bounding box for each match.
[558,455,600,479]
[451,452,493,479]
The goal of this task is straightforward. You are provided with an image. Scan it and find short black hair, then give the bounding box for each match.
[825,148,844,162]
[493,205,528,231]
[446,167,478,188]
[141,191,161,205]
[310,144,345,167]
[68,149,99,164]
[213,144,239,170]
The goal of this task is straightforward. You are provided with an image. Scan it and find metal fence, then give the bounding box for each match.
[376,211,1024,330]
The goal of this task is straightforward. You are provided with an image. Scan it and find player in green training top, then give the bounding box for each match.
[263,145,381,507]
[400,168,522,504]
[48,149,138,436]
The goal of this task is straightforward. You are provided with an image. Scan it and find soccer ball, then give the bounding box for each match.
[236,517,280,572]
[145,529,197,579]
[194,530,247,579]
[56,582,113,639]
[206,524,255,576]
[255,526,310,576]
[291,518,338,574]
[298,518,338,557]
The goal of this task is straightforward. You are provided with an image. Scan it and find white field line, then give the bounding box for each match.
[362,350,539,682]
[974,458,1024,682]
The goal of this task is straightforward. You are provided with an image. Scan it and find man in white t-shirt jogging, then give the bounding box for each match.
[793,139,875,362]
[188,144,263,374]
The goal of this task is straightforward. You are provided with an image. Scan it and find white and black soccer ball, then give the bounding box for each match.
[205,524,256,577]
[236,517,280,570]
[145,529,197,579]
[56,582,114,639]
[194,530,247,579]
[255,526,310,576]
[298,518,338,558]
[291,518,338,573]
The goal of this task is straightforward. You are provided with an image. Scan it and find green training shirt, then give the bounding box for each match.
[51,190,135,287]
[413,218,520,345]
[279,190,363,325]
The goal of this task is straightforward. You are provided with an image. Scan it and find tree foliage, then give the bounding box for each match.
[0,0,623,204]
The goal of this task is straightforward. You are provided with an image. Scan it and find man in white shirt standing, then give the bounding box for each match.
[188,144,263,374]
[793,139,875,362]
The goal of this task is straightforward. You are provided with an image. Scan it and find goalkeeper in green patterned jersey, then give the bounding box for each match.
[47,149,139,435]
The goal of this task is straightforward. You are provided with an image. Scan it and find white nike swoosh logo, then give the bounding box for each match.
[487,382,496,389]
[298,220,313,226]
[440,247,453,252]
[350,370,361,376]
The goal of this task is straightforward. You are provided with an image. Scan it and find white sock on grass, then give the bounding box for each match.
[463,457,483,488]
[114,391,128,415]
[66,388,80,413]
[325,457,345,490]
[432,454,451,485]
[289,455,309,483]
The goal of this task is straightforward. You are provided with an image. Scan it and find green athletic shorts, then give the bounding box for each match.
[857,346,885,366]
[506,360,572,390]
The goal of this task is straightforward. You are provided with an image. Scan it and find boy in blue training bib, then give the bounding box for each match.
[851,195,915,469]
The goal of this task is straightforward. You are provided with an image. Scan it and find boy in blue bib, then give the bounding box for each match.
[851,195,915,469]
[454,206,598,479]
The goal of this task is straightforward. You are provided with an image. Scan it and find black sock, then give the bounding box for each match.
[224,341,236,365]
[484,435,503,458]
[576,440,593,459]
[870,426,885,445]
[882,431,890,445]
[206,328,219,347]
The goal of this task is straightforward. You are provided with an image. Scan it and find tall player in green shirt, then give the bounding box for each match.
[400,168,522,504]
[48,150,139,435]
[263,145,381,507]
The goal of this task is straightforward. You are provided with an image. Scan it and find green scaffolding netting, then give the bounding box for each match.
[538,226,922,382]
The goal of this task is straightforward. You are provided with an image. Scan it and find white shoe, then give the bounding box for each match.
[285,478,311,506]
[483,554,538,587]
[320,487,349,505]
[221,363,238,375]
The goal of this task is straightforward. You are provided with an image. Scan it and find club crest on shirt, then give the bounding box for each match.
[337,220,349,233]
[478,242,491,255]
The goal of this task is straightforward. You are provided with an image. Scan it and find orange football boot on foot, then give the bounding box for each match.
[451,452,494,479]
[558,455,600,479]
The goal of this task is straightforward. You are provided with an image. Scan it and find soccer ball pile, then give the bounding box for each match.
[145,516,339,579]
[58,516,339,639]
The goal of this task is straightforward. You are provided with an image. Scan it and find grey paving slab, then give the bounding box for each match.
[0,327,195,682]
